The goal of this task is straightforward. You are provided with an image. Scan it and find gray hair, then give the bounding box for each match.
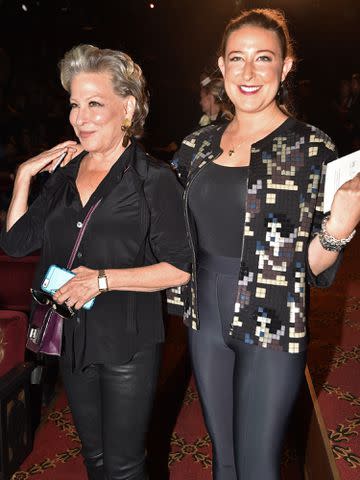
[59,44,149,138]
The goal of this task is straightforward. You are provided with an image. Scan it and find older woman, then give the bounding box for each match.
[173,9,360,480]
[1,45,191,480]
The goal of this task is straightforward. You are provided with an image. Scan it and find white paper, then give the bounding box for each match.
[323,150,360,213]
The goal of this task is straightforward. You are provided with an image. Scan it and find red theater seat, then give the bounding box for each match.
[0,310,27,376]
[0,249,40,312]
[0,310,34,480]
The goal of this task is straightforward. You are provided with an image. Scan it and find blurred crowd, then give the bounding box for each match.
[295,73,360,155]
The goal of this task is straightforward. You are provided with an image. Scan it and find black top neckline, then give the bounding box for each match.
[211,162,249,170]
[58,142,135,211]
[61,141,134,181]
[209,116,297,157]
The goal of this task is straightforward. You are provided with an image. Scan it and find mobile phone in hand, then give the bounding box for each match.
[41,264,95,310]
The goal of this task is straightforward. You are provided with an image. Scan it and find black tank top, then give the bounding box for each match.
[188,162,248,258]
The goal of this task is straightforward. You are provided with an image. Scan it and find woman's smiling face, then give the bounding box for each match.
[69,71,133,154]
[218,25,293,115]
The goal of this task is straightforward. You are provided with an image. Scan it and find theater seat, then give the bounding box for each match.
[0,310,34,480]
[0,249,40,312]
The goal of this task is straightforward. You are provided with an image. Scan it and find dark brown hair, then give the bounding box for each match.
[220,8,294,60]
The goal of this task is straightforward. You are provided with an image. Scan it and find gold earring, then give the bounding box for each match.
[121,118,132,147]
[121,117,131,131]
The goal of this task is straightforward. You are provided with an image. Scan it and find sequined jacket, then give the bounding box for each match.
[172,117,341,354]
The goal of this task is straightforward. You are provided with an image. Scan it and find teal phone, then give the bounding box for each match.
[41,264,95,310]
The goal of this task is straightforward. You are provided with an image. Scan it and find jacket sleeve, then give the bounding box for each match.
[144,162,192,273]
[0,172,63,257]
[306,142,343,287]
[171,129,203,186]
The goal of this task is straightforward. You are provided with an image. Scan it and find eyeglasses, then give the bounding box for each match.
[30,289,76,319]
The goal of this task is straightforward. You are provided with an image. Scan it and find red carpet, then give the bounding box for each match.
[11,237,360,480]
[12,390,85,479]
[167,377,212,480]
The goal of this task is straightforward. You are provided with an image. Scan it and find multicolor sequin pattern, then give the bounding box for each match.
[175,121,337,353]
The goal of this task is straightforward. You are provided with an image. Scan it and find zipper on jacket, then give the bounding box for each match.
[184,153,222,328]
[229,155,251,333]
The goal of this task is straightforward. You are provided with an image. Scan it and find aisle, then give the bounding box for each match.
[307,235,360,479]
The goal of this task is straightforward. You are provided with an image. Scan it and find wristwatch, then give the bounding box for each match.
[98,269,109,292]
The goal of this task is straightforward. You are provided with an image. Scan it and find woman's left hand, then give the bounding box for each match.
[327,172,360,238]
[53,266,100,311]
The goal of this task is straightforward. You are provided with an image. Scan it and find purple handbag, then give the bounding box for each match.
[26,304,64,356]
[26,199,102,356]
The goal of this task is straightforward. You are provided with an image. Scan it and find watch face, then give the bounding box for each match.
[98,275,108,291]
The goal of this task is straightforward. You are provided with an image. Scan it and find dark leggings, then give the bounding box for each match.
[60,344,162,480]
[189,252,307,480]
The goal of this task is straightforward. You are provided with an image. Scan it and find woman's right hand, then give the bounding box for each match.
[16,140,80,180]
[5,141,83,233]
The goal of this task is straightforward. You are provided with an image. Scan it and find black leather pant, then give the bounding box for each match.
[190,252,307,480]
[60,344,162,480]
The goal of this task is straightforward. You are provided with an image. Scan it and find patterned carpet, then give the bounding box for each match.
[11,237,360,480]
[307,234,360,479]
[11,376,303,480]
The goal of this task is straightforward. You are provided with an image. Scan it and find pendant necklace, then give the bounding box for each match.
[228,147,236,157]
[227,117,278,157]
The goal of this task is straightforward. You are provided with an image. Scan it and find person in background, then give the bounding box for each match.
[173,9,360,480]
[153,76,233,161]
[198,75,233,127]
[330,79,352,155]
[332,79,351,121]
[0,44,191,480]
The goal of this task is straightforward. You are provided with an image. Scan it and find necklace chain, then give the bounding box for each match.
[227,118,279,157]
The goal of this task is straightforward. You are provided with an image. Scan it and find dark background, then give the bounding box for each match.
[0,0,359,146]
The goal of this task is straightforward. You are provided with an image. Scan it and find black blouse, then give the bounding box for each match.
[0,141,192,369]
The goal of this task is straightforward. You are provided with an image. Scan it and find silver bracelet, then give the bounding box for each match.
[318,215,356,252]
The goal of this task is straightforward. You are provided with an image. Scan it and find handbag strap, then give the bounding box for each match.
[66,198,102,269]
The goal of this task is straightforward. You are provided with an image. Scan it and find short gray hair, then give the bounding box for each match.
[59,44,149,138]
